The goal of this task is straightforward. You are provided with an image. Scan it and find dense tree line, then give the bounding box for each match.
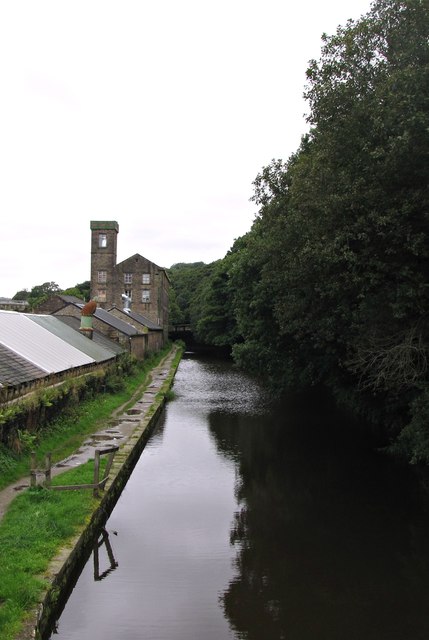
[13,280,90,310]
[169,0,429,463]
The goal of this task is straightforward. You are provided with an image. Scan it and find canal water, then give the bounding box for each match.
[48,355,429,640]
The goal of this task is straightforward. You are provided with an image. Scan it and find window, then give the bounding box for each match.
[97,270,107,283]
[99,234,107,248]
[142,273,151,284]
[142,289,150,303]
[96,290,106,302]
[124,273,133,284]
[124,289,132,300]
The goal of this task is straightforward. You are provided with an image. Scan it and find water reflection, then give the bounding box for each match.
[93,529,119,582]
[47,356,429,640]
[216,392,429,640]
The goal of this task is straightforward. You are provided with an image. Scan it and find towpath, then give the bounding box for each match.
[0,347,178,522]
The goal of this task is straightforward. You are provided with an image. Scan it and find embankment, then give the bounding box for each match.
[32,346,182,640]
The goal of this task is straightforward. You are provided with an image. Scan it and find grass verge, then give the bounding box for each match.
[0,461,101,640]
[0,343,182,640]
[0,345,175,491]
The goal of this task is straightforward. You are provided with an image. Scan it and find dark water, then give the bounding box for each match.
[49,355,429,640]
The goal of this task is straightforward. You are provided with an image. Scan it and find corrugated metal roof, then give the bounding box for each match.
[56,316,125,355]
[0,343,47,386]
[0,311,94,373]
[27,315,117,363]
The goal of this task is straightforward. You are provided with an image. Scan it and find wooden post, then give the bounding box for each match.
[103,450,116,481]
[45,453,52,488]
[30,451,36,488]
[93,450,100,498]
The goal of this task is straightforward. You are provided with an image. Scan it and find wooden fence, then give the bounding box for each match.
[30,446,119,497]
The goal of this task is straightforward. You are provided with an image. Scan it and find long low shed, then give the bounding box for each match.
[0,311,120,390]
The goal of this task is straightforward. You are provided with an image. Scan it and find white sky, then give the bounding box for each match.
[0,0,373,298]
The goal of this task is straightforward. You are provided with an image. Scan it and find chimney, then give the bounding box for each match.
[80,300,97,340]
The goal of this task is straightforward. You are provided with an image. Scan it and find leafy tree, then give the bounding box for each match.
[12,280,90,308]
[62,281,90,300]
[13,282,61,310]
[193,254,240,348]
[12,290,29,301]
[298,0,429,396]
[168,262,211,325]
[226,0,429,459]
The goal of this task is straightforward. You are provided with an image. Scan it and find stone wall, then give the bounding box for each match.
[89,221,169,342]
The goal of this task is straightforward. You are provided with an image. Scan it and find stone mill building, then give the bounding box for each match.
[90,221,169,340]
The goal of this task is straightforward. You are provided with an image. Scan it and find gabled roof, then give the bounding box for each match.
[0,311,94,373]
[115,253,169,275]
[56,316,124,355]
[0,343,46,387]
[75,305,141,336]
[108,306,161,331]
[57,294,85,304]
[28,315,117,363]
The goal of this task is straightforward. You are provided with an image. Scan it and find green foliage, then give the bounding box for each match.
[12,280,90,308]
[0,350,168,489]
[0,345,178,638]
[187,0,429,460]
[168,255,243,348]
[193,255,240,347]
[11,289,29,301]
[12,281,60,309]
[168,262,211,325]
[16,430,37,454]
[387,387,429,464]
[62,280,90,300]
[0,462,99,640]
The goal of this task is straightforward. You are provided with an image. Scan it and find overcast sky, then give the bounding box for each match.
[0,0,373,298]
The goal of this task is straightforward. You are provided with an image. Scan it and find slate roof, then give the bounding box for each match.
[0,343,46,387]
[108,306,161,331]
[115,253,162,269]
[57,294,85,305]
[55,315,124,355]
[75,305,141,336]
[115,254,170,280]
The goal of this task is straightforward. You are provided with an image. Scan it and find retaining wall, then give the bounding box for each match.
[34,348,181,640]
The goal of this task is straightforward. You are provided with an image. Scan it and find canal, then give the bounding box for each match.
[48,354,429,639]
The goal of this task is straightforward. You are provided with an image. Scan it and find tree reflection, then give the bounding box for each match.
[209,393,429,640]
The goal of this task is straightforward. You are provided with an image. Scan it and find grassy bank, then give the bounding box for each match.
[0,462,102,640]
[0,346,174,491]
[0,343,182,640]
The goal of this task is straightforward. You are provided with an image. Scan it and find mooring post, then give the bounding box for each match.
[30,451,36,488]
[45,452,52,488]
[93,449,101,498]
